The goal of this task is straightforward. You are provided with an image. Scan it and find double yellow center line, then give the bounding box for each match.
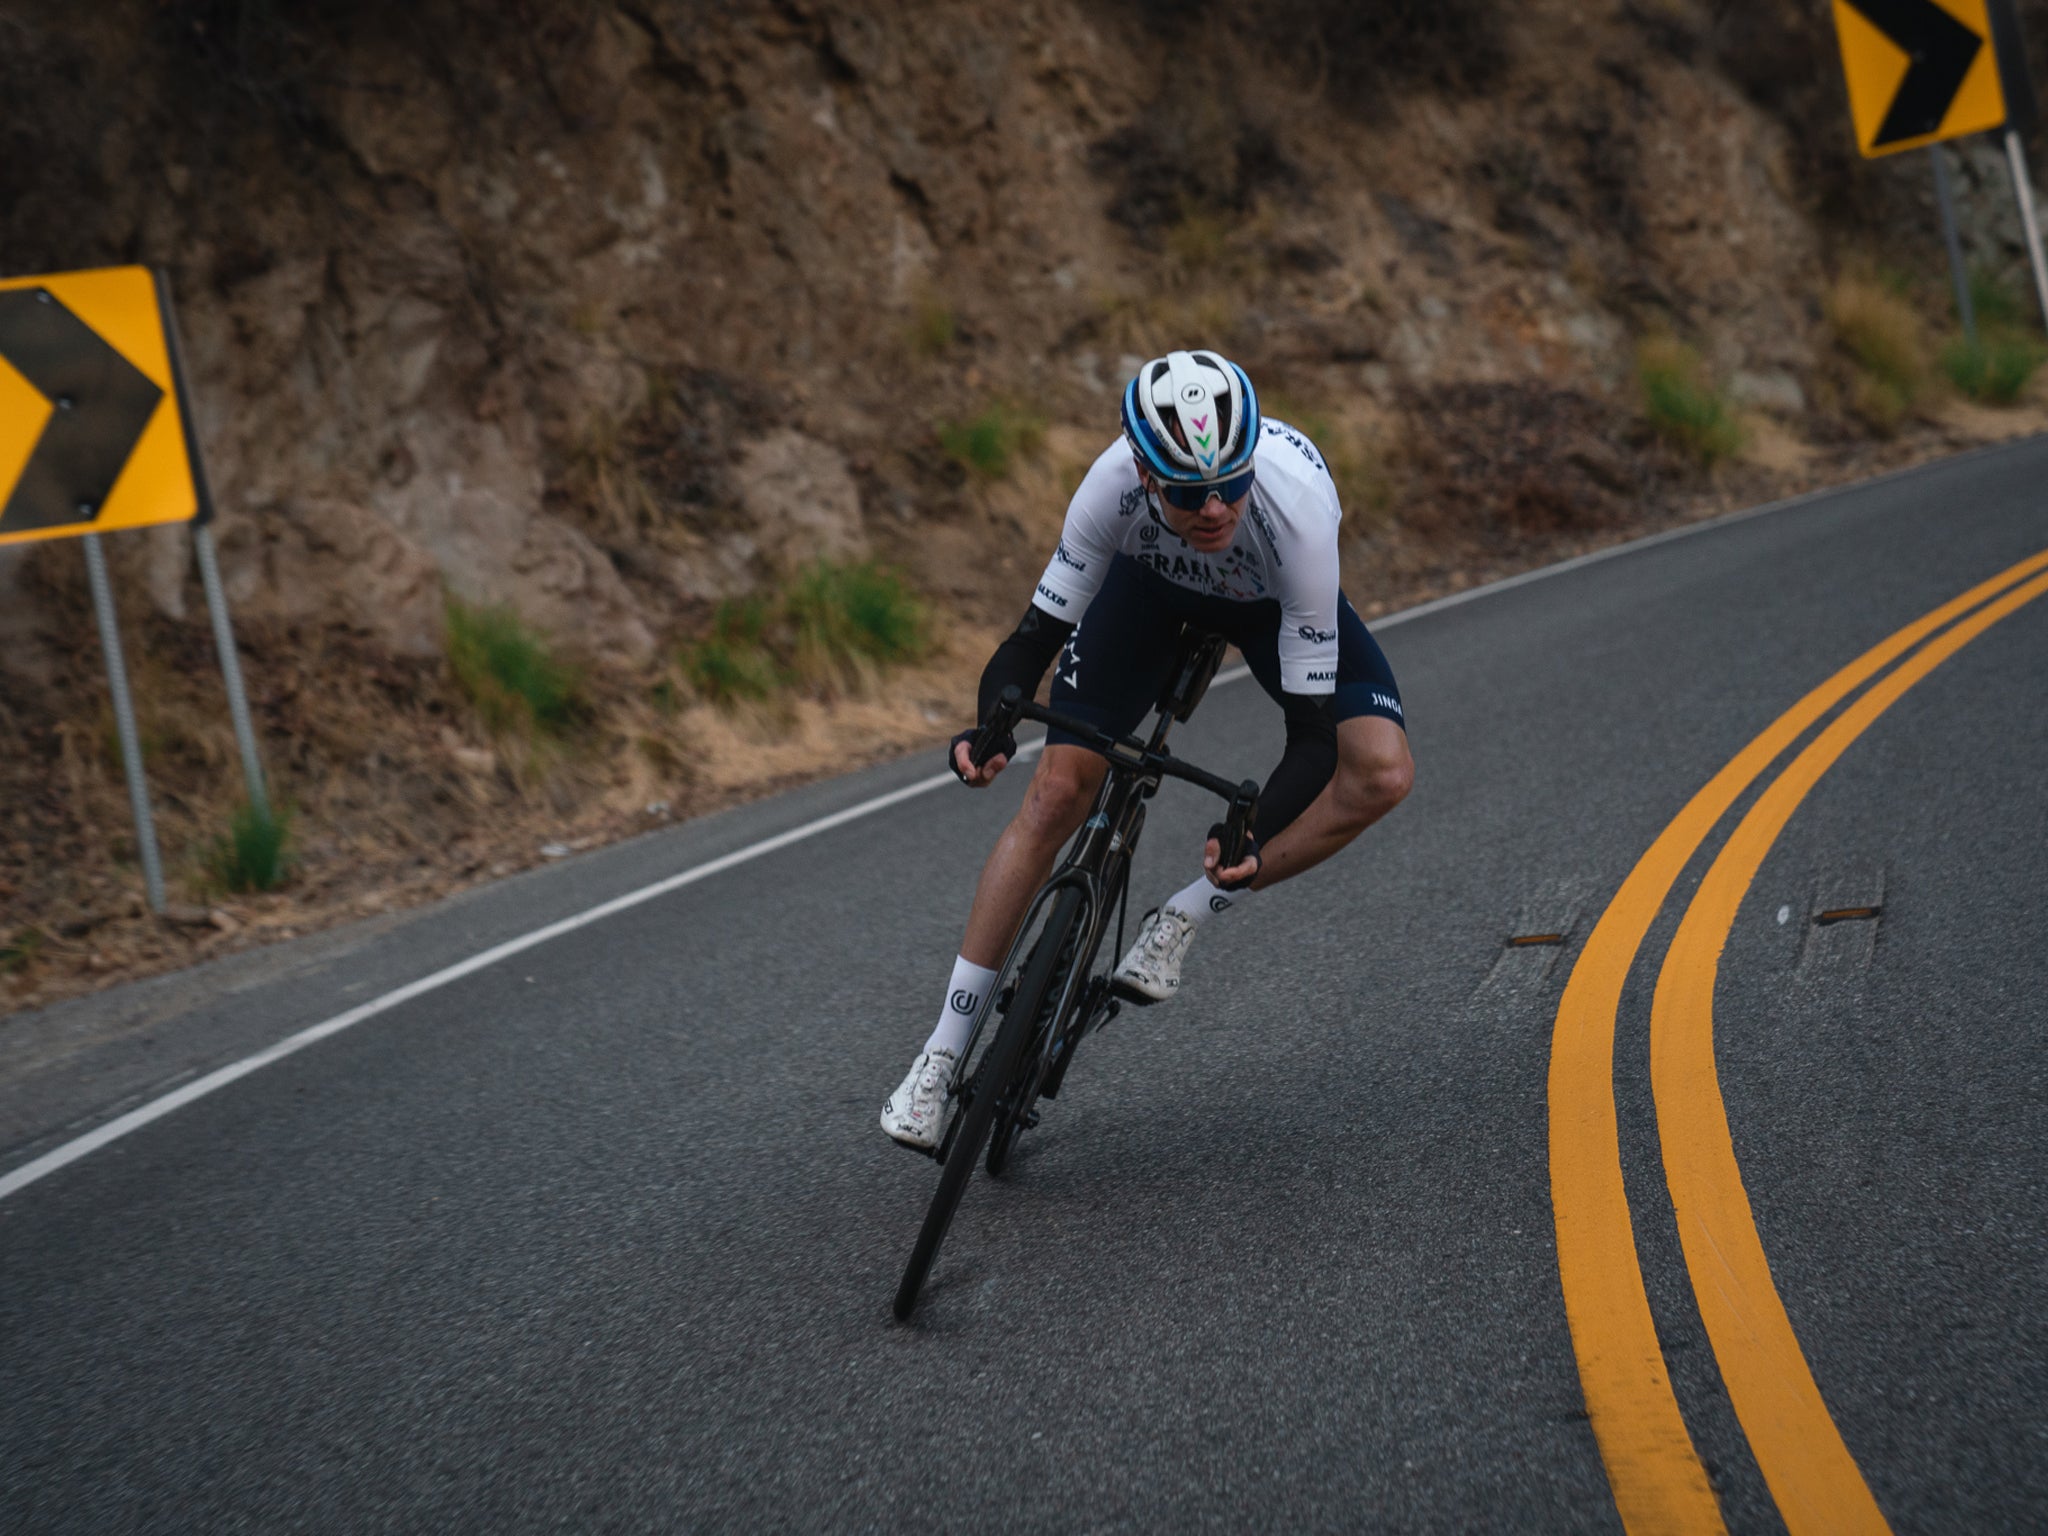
[1549,547,2048,1533]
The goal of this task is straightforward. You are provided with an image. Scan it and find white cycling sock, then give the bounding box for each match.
[1166,873,1255,926]
[924,956,998,1059]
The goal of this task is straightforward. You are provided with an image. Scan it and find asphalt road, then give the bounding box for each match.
[2,438,2044,1532]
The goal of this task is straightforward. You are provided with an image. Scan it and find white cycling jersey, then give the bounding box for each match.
[1030,418,1344,694]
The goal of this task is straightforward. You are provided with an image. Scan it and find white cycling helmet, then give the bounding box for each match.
[1120,349,1260,486]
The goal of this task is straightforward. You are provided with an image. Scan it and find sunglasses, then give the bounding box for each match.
[1154,468,1256,513]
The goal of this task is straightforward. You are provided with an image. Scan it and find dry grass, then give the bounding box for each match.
[1827,273,1933,434]
[560,408,665,542]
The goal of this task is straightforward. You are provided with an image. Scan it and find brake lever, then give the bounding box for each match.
[1219,779,1259,868]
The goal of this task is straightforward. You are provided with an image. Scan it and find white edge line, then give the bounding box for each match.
[0,754,1053,1202]
[7,438,2031,1201]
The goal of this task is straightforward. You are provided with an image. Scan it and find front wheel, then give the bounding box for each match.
[986,889,1087,1177]
[893,887,1084,1321]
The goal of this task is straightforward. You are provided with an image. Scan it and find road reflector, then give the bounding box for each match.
[0,266,201,548]
[1508,933,1567,947]
[1813,906,1883,924]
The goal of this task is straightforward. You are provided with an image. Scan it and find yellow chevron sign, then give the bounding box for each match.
[1833,0,2008,156]
[0,266,201,548]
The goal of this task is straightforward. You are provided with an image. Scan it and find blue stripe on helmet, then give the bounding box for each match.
[1121,376,1183,481]
[1120,357,1264,485]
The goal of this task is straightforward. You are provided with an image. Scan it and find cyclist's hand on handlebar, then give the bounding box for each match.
[949,731,1009,788]
[1203,829,1260,891]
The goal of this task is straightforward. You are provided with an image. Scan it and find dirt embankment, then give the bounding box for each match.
[4,0,2047,1013]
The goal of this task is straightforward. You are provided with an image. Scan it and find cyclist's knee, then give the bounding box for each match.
[1332,723,1413,828]
[1019,751,1101,839]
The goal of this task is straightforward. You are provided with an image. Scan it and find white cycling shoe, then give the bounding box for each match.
[881,1049,959,1151]
[1112,905,1200,1003]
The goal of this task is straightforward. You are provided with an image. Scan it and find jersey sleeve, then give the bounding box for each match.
[1271,477,1343,695]
[1029,442,1131,620]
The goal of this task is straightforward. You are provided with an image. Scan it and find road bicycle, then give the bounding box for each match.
[893,627,1260,1321]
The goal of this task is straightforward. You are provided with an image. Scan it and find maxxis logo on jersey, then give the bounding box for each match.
[1036,582,1068,608]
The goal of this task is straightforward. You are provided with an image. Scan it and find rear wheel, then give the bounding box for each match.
[893,887,1084,1321]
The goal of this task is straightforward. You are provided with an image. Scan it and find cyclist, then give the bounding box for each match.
[883,349,1412,1149]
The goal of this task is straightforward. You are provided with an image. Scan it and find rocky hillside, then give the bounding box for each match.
[4,0,2047,1009]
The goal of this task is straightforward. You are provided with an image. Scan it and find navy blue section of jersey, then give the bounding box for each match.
[1045,555,1403,751]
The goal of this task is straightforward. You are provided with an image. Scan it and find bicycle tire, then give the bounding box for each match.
[892,887,1085,1321]
[986,891,1087,1177]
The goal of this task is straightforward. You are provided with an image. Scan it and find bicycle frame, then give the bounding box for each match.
[894,630,1260,1315]
[945,721,1161,1093]
[940,633,1256,1151]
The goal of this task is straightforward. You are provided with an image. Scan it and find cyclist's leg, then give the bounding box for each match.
[958,555,1183,968]
[1239,592,1411,889]
[957,743,1105,967]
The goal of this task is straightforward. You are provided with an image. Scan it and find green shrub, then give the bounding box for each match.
[1968,267,2032,332]
[1637,337,1743,465]
[679,562,930,707]
[680,596,782,705]
[1942,332,2047,405]
[0,927,44,975]
[908,298,957,356]
[938,404,1044,479]
[785,560,930,684]
[209,798,292,894]
[445,597,580,736]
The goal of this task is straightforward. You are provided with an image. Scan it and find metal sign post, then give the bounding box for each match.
[153,270,269,819]
[191,523,269,819]
[2003,129,2048,332]
[1931,146,1980,344]
[82,533,167,914]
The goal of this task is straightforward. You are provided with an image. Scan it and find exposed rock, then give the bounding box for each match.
[0,549,55,686]
[216,497,444,658]
[1730,368,1808,416]
[506,517,657,664]
[733,430,869,575]
[372,415,655,663]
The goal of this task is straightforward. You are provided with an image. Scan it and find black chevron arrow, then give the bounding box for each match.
[0,287,163,536]
[1846,0,1986,146]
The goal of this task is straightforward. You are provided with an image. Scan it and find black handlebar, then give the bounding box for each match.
[970,686,1259,854]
